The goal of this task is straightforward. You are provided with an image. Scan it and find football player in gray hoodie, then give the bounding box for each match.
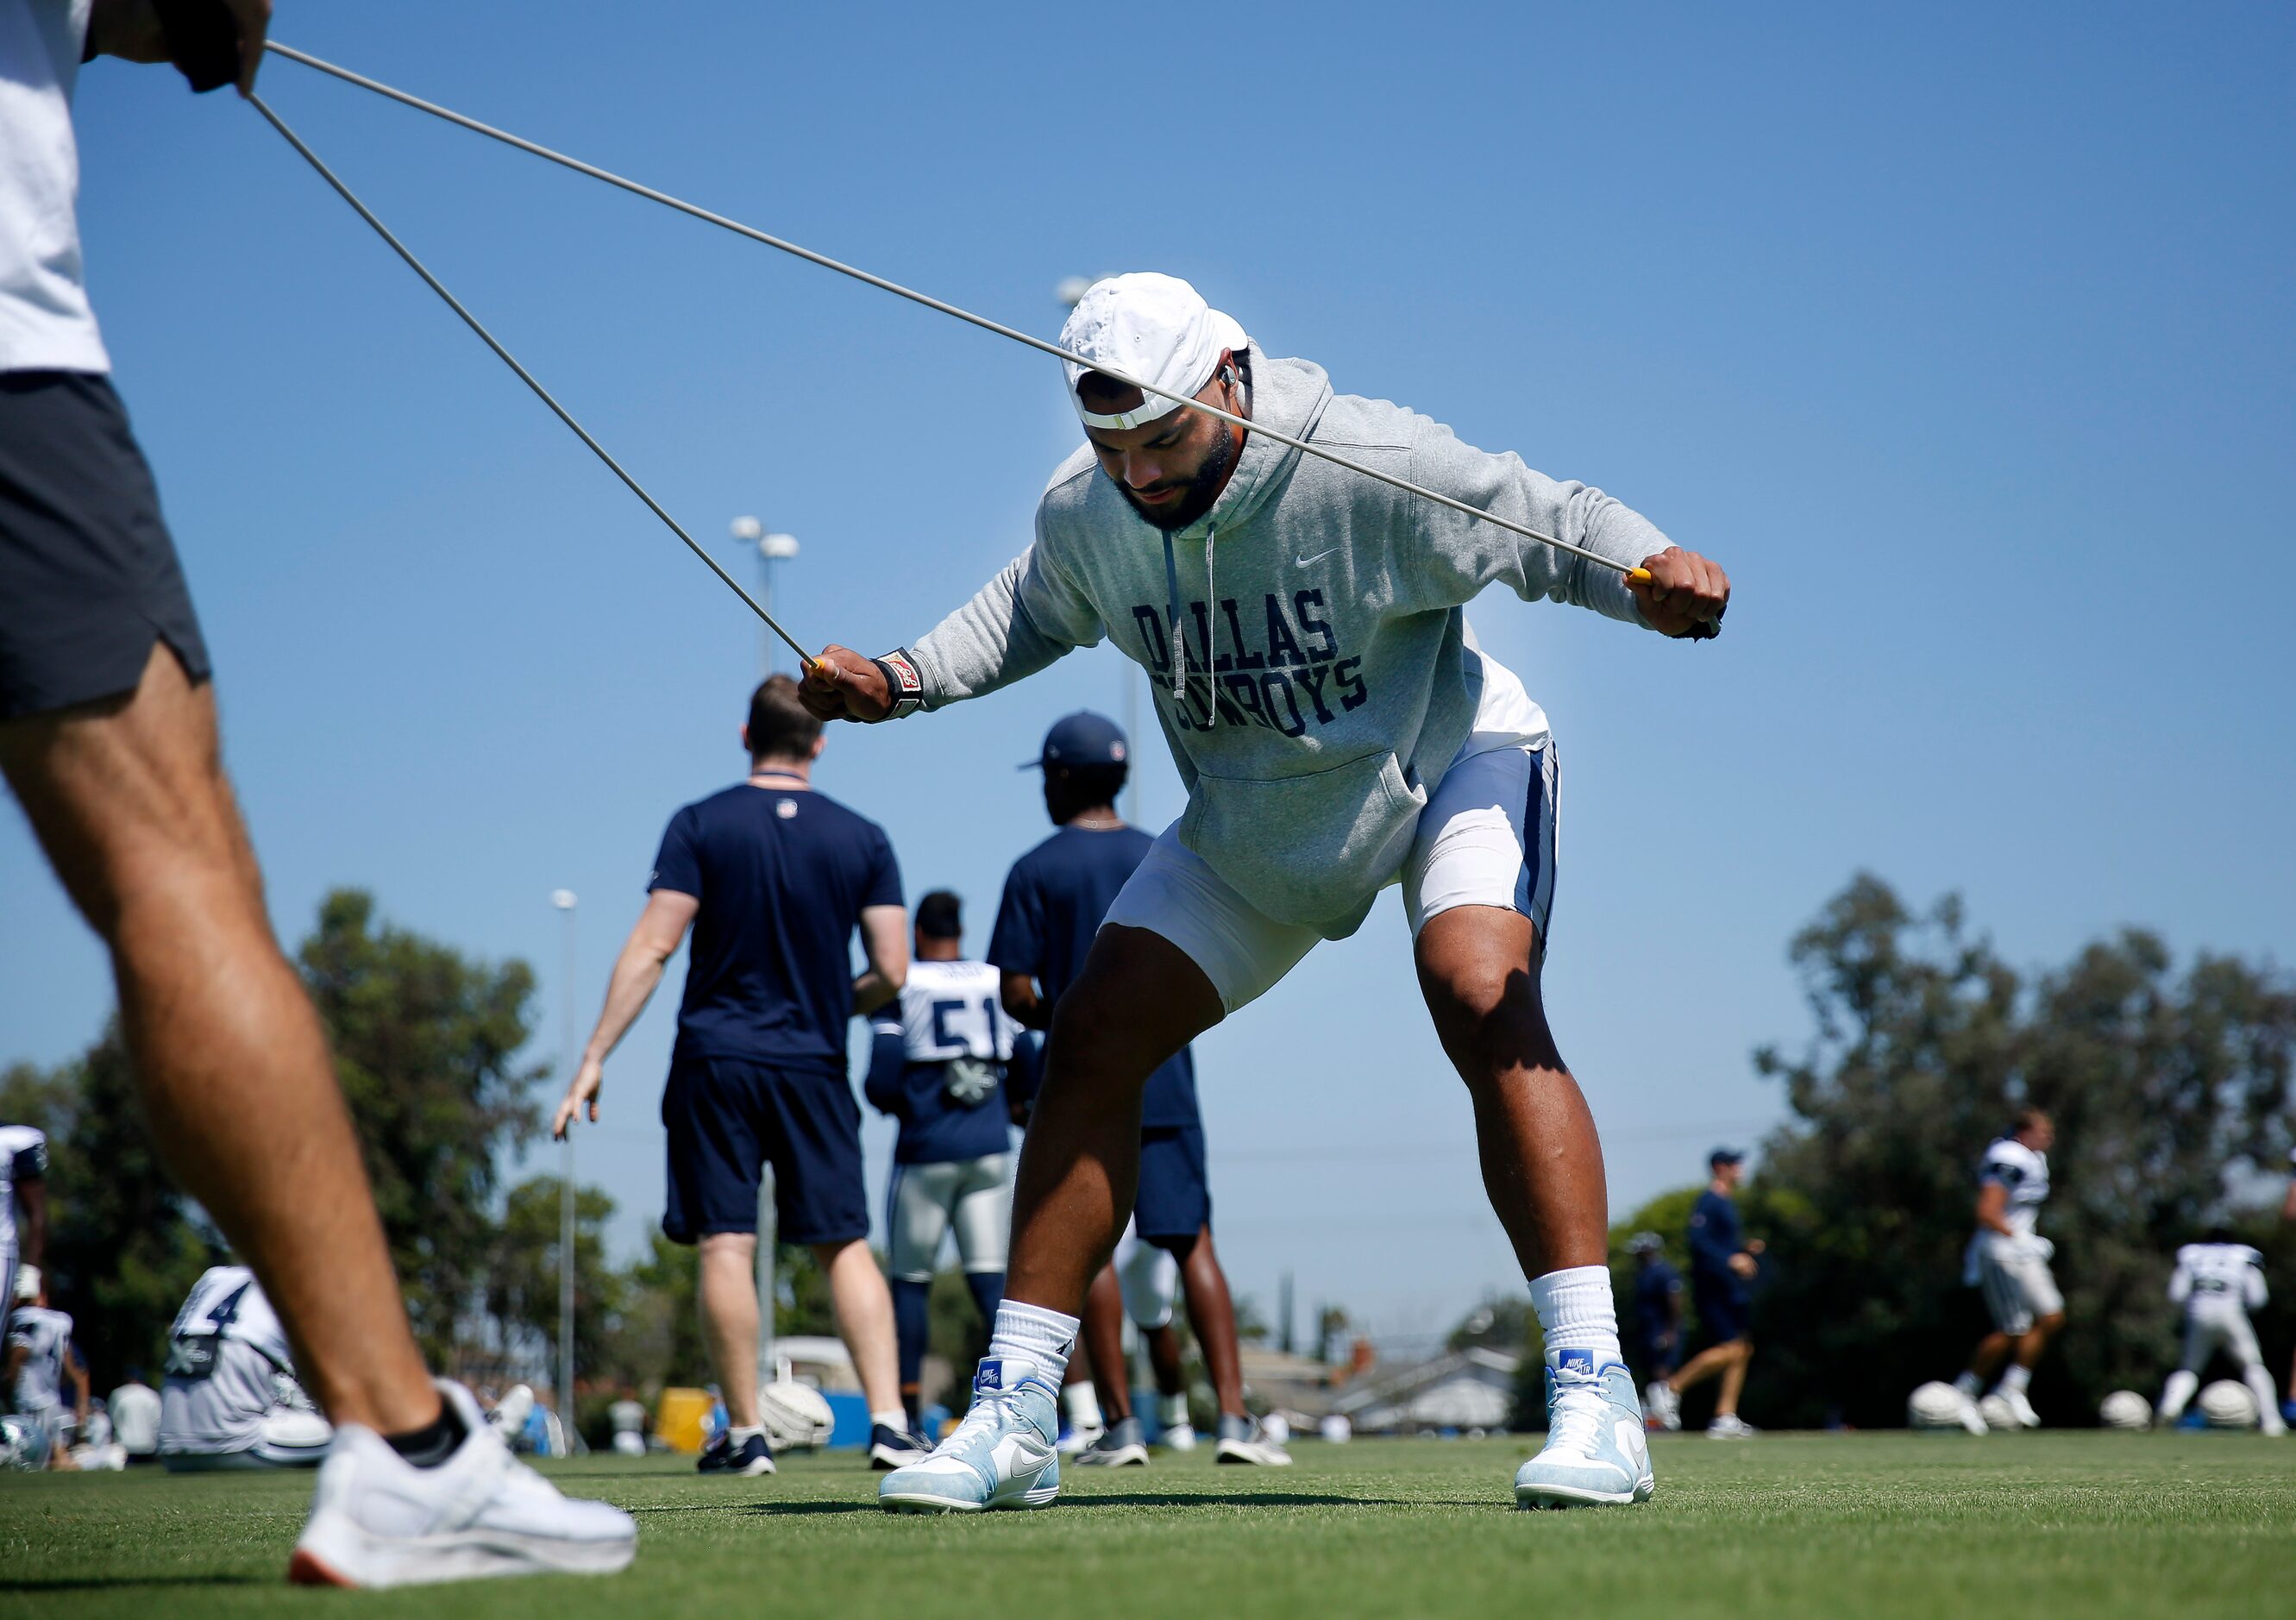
[803,273,1729,1514]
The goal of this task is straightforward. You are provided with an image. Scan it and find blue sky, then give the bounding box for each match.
[4,2,2290,1348]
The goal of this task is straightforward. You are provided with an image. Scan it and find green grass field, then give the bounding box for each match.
[3,1433,2293,1618]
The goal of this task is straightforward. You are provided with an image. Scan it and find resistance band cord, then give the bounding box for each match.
[257,42,1722,647]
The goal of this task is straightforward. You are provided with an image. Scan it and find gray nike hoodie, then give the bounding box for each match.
[906,353,1673,938]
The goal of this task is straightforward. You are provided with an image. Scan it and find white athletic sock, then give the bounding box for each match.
[988,1300,1079,1385]
[1062,1383,1101,1428]
[2159,1369,2198,1420]
[1160,1392,1189,1428]
[1528,1265,1622,1362]
[1953,1372,1983,1398]
[1998,1364,2031,1396]
[869,1408,906,1432]
[727,1423,762,1443]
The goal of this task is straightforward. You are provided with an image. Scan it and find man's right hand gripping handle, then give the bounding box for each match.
[800,646,924,723]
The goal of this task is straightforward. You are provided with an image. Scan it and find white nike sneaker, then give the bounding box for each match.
[1213,1413,1292,1466]
[1514,1351,1654,1509]
[1643,1380,1682,1432]
[878,1358,1062,1514]
[290,1382,636,1588]
[1161,1420,1197,1453]
[486,1384,535,1441]
[1998,1387,2042,1428]
[1955,1390,1989,1435]
[1055,1418,1103,1456]
[1704,1412,1759,1438]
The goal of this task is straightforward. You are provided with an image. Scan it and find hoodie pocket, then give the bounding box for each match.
[1178,750,1427,932]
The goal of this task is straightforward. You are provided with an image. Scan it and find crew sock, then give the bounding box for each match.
[385,1397,468,1469]
[1160,1391,1189,1428]
[1528,1265,1623,1365]
[869,1408,907,1433]
[1998,1365,2032,1396]
[988,1300,1079,1386]
[1063,1381,1101,1430]
[726,1423,763,1445]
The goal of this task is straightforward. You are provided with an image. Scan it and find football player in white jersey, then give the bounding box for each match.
[6,1272,87,1468]
[160,1265,333,1470]
[0,1123,48,1322]
[2155,1230,2284,1435]
[1950,1108,2064,1429]
[866,891,1018,1443]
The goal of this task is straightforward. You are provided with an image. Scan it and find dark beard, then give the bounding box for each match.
[1118,420,1237,532]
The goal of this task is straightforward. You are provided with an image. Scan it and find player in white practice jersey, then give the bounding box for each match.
[1950,1108,2064,1429]
[0,1124,48,1321]
[160,1265,333,1470]
[866,891,1018,1435]
[2155,1232,2284,1435]
[6,1276,86,1468]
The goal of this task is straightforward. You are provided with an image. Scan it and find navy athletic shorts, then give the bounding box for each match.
[1693,1279,1751,1346]
[0,373,210,720]
[661,1054,869,1246]
[1134,1123,1211,1246]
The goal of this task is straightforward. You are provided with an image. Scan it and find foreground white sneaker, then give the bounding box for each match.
[1213,1413,1293,1466]
[290,1382,636,1588]
[1704,1412,1758,1438]
[878,1358,1061,1514]
[1643,1380,1682,1432]
[1514,1351,1653,1509]
[1997,1387,2042,1428]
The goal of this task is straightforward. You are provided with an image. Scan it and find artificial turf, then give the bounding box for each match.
[3,1432,2292,1618]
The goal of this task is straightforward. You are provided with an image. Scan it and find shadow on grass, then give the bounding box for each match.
[0,1573,267,1593]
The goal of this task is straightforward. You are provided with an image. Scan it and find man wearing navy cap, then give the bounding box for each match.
[1647,1150,1762,1437]
[988,713,1285,1467]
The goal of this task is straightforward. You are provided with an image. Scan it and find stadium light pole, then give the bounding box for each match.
[551,888,579,1453]
[731,515,800,676]
[732,514,797,1396]
[1055,276,1141,826]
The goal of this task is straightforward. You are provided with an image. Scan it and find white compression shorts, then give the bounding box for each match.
[1105,740,1559,1014]
[1974,1237,2063,1336]
[1116,1221,1181,1331]
[884,1154,1010,1283]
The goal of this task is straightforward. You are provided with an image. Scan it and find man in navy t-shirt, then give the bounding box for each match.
[1644,1148,1765,1438]
[1626,1232,1684,1418]
[552,675,925,1476]
[989,713,1285,1467]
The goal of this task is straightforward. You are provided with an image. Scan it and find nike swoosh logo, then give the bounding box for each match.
[1295,547,1339,567]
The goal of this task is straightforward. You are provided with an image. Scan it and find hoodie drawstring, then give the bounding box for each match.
[1162,527,1218,729]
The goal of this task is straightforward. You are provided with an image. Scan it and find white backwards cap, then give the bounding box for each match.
[1059,273,1250,431]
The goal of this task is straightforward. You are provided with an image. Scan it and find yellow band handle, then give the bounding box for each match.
[1628,567,1653,585]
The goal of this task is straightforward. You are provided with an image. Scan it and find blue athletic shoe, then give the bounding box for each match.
[878,1358,1062,1514]
[1513,1349,1654,1509]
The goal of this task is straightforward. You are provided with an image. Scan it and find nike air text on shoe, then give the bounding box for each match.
[1643,1379,1682,1432]
[696,1429,775,1477]
[868,1422,933,1470]
[289,1381,637,1588]
[1514,1350,1655,1510]
[878,1358,1062,1514]
[1214,1412,1293,1466]
[1074,1416,1151,1467]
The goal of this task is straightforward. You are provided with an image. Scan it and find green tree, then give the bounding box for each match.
[1,1039,222,1388]
[607,1231,710,1396]
[486,1176,620,1385]
[298,889,543,1362]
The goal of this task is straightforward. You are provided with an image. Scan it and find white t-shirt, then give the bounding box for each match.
[160,1265,311,1454]
[0,0,110,373]
[877,958,1019,1064]
[1977,1137,2049,1240]
[0,1123,47,1260]
[2172,1241,2266,1323]
[108,1379,160,1454]
[7,1303,72,1411]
